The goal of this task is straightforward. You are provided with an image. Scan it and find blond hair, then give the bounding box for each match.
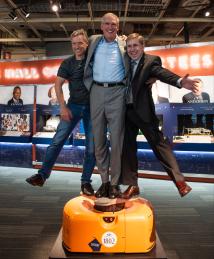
[126,33,145,46]
[70,29,89,43]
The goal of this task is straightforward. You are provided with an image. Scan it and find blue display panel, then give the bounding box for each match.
[0,143,32,167]
[0,142,213,175]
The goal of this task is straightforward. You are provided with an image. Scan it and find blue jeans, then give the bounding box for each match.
[38,103,96,184]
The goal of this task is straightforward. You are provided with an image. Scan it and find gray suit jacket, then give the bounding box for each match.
[84,34,129,91]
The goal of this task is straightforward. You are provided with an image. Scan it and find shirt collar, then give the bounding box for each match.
[13,98,19,103]
[132,54,143,65]
[193,93,202,99]
[102,35,118,43]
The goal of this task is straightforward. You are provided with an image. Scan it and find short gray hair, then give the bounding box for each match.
[101,13,119,26]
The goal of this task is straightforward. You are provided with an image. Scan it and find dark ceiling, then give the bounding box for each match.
[0,0,214,57]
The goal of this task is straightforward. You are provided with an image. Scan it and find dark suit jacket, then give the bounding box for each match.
[182,92,210,103]
[131,53,180,123]
[7,98,23,106]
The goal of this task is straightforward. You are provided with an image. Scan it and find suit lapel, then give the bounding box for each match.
[118,37,129,76]
[85,35,102,71]
[118,38,126,65]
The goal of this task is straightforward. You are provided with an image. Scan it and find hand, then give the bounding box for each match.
[119,34,127,42]
[146,77,157,88]
[180,74,200,93]
[60,106,73,121]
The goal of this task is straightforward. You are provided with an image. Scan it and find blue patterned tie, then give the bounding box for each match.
[126,60,137,104]
[130,60,137,80]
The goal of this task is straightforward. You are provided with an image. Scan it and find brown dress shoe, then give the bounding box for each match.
[121,185,140,199]
[176,181,192,197]
[26,174,45,187]
[81,183,94,196]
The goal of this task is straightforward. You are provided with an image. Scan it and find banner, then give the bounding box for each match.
[147,45,214,77]
[0,43,214,103]
[0,59,63,85]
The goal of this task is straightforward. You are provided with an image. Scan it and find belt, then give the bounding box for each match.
[94,81,124,87]
[126,103,134,108]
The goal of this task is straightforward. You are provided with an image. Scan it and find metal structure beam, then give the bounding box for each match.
[147,0,172,40]
[201,27,214,39]
[87,0,95,34]
[1,17,214,24]
[1,36,213,42]
[168,0,210,45]
[121,0,129,34]
[5,0,43,41]
[49,0,69,38]
[0,24,35,51]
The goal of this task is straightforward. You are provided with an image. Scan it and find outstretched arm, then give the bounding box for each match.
[180,74,200,93]
[150,56,201,91]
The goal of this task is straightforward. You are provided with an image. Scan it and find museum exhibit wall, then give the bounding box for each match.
[0,42,213,176]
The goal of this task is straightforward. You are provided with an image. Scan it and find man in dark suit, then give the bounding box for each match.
[120,33,200,199]
[7,86,23,106]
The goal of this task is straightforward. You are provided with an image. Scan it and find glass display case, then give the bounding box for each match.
[172,104,214,151]
[32,84,72,145]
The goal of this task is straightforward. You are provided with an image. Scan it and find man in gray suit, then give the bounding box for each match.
[84,13,129,199]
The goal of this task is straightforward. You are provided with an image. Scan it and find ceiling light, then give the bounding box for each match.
[52,4,58,12]
[9,11,17,20]
[204,10,210,16]
[21,7,30,18]
[51,1,61,12]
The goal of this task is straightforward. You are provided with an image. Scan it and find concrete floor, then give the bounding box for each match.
[0,166,213,259]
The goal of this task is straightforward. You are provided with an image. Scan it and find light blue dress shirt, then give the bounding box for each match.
[93,36,125,83]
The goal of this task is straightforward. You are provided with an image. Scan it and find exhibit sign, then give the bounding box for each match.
[0,58,63,85]
[146,43,214,104]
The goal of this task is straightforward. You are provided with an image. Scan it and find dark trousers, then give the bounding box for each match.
[120,106,185,186]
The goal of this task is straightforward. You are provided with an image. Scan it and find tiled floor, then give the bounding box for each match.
[0,166,213,259]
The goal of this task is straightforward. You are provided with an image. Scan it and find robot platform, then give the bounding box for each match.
[49,229,167,259]
[49,196,167,258]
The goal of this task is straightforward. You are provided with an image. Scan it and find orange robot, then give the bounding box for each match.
[62,196,155,253]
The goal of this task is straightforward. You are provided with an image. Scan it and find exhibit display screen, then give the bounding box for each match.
[147,44,214,104]
[1,113,30,132]
[0,85,34,139]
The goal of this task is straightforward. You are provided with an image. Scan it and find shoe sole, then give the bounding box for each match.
[128,195,140,200]
[108,194,122,199]
[80,191,94,196]
[25,179,43,187]
[180,187,192,197]
[121,193,140,199]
